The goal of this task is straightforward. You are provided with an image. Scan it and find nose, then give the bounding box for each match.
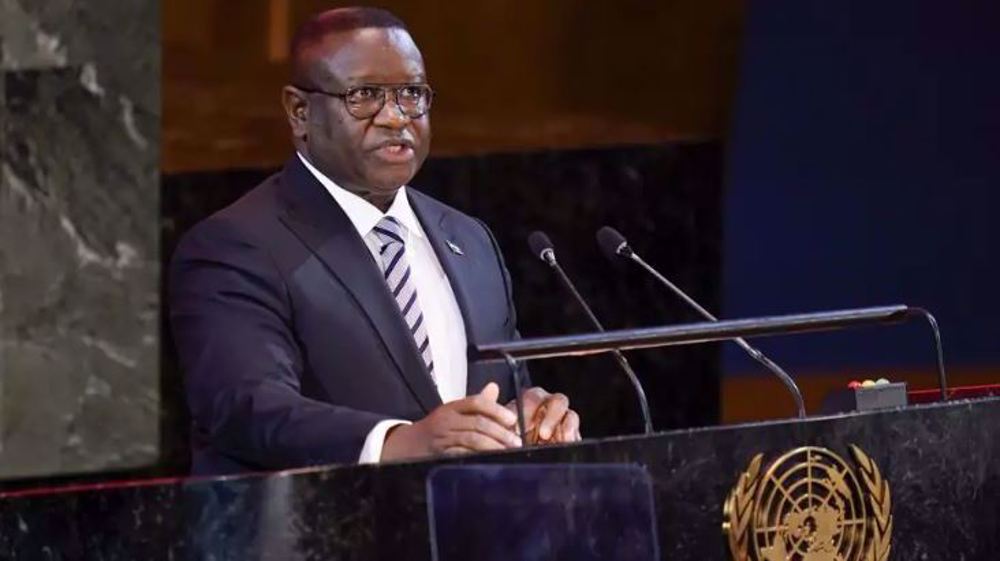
[372,94,408,129]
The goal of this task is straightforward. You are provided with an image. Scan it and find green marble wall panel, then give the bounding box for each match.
[0,0,160,478]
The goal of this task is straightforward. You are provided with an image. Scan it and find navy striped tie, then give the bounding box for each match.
[370,217,435,381]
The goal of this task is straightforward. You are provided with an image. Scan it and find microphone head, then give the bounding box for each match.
[596,226,632,260]
[527,231,556,264]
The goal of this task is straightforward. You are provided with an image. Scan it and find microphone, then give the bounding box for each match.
[527,231,654,434]
[596,226,806,418]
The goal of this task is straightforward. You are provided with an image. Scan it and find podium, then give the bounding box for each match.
[1,309,997,560]
[1,398,999,559]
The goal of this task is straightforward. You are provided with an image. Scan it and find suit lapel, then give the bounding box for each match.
[276,158,442,413]
[408,191,493,394]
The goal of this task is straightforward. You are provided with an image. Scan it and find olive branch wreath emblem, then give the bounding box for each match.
[723,445,892,561]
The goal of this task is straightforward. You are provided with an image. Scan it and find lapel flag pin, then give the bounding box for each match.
[446,240,464,255]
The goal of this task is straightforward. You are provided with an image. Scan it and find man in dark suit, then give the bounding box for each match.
[170,7,580,475]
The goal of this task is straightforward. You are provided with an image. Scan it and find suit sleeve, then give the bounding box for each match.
[169,218,391,470]
[475,218,532,389]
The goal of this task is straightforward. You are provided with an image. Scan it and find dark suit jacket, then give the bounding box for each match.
[169,156,523,475]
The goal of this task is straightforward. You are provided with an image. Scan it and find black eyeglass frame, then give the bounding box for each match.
[293,83,435,120]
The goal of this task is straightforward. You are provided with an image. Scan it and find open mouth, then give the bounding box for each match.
[372,142,415,163]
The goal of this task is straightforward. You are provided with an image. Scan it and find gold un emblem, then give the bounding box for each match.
[723,445,892,561]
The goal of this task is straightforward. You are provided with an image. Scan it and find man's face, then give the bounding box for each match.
[289,28,431,199]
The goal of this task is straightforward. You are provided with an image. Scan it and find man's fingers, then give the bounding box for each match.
[456,413,522,448]
[556,410,580,443]
[453,430,510,452]
[505,400,536,431]
[479,381,500,403]
[506,387,549,436]
[457,391,518,428]
[442,446,474,456]
[520,387,548,419]
[538,393,570,441]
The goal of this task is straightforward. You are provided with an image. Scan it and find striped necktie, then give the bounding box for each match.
[369,216,435,381]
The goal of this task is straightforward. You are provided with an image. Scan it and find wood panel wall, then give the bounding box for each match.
[163,0,745,172]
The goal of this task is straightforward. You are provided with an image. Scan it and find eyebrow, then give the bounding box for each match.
[344,73,427,84]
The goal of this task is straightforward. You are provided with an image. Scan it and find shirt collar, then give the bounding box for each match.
[297,152,425,241]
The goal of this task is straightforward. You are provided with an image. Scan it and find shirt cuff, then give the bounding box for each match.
[358,419,412,464]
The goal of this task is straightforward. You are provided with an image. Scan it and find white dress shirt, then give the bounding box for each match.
[297,153,468,463]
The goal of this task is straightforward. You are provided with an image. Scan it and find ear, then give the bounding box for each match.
[281,85,310,139]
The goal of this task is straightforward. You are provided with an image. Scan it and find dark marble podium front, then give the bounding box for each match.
[1,398,998,560]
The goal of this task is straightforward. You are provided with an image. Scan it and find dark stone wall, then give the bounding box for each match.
[160,142,724,473]
[0,0,160,478]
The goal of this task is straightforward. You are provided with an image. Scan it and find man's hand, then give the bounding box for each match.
[509,387,581,445]
[381,382,522,461]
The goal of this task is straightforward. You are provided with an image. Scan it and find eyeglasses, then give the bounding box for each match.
[294,83,434,120]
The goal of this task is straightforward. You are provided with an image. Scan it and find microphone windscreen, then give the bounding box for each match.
[527,231,554,260]
[596,226,629,260]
